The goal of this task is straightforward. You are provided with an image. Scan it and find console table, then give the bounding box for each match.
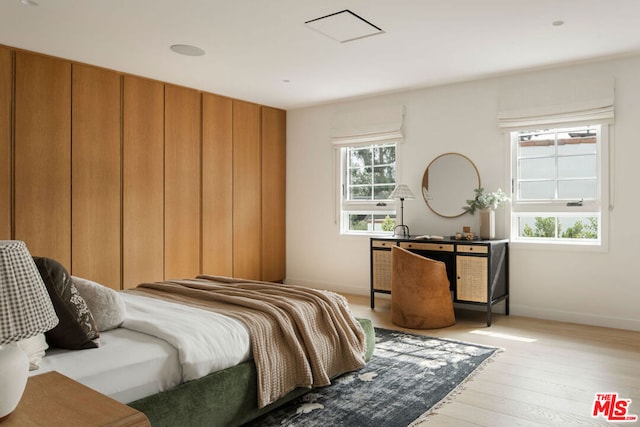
[370,236,509,326]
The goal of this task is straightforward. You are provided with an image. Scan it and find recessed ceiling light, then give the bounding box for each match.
[20,0,39,6]
[170,44,206,57]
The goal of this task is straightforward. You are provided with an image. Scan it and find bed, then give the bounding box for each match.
[27,257,375,427]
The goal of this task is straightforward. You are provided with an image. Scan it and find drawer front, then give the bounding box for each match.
[400,242,454,252]
[372,240,395,249]
[456,244,488,254]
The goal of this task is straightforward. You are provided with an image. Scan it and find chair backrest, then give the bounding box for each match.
[390,246,455,329]
[391,246,450,296]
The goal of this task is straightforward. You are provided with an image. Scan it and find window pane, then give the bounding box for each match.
[374,185,395,199]
[373,165,395,184]
[518,216,557,238]
[558,216,598,239]
[558,179,597,199]
[347,214,370,231]
[519,181,555,200]
[557,155,596,179]
[349,148,371,168]
[346,213,396,232]
[519,158,555,180]
[518,131,555,157]
[557,128,597,156]
[349,186,372,200]
[373,214,396,232]
[349,166,372,185]
[374,145,396,165]
[515,214,600,241]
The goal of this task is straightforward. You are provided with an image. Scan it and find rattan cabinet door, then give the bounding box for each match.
[456,255,488,303]
[372,249,393,292]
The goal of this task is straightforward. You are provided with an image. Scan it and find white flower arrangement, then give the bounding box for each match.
[463,187,509,215]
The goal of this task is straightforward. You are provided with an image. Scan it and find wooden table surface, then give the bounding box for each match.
[3,371,150,427]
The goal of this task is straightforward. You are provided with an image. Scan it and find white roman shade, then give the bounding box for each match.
[497,78,615,129]
[331,105,404,146]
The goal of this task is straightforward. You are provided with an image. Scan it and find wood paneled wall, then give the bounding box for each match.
[202,93,233,277]
[71,64,122,288]
[122,75,165,288]
[232,101,262,281]
[261,107,286,283]
[1,45,286,289]
[14,52,72,267]
[0,46,10,240]
[164,85,202,280]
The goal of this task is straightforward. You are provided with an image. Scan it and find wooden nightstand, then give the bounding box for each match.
[3,371,150,426]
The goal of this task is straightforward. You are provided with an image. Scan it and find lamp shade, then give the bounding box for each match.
[389,184,415,200]
[0,241,58,345]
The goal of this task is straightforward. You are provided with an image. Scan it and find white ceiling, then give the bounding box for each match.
[2,0,640,110]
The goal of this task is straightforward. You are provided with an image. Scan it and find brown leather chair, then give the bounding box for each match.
[391,246,455,329]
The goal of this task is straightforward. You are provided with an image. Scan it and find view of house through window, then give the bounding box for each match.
[511,124,604,244]
[340,143,397,234]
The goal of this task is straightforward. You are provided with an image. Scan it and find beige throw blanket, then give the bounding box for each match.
[132,275,366,408]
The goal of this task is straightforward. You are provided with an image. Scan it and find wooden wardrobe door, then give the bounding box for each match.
[122,75,165,289]
[14,52,71,266]
[0,46,11,240]
[233,100,261,280]
[202,93,233,276]
[71,64,121,289]
[261,107,286,282]
[164,85,201,279]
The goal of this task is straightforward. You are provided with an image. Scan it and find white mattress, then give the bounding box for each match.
[32,327,182,403]
[31,292,253,404]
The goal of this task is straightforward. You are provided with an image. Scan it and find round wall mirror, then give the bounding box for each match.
[422,153,480,218]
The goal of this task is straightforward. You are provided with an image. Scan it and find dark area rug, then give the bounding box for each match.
[246,327,500,427]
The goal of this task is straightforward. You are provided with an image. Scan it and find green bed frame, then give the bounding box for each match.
[128,318,375,426]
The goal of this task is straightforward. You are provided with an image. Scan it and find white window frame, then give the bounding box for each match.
[508,122,610,251]
[337,142,401,236]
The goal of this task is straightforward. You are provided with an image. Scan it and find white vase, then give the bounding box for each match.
[479,208,495,240]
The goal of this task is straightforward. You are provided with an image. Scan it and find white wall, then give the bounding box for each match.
[286,54,640,332]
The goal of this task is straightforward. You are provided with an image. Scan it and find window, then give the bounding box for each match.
[330,104,405,235]
[510,124,607,246]
[340,143,397,234]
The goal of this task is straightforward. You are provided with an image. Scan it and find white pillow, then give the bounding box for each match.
[17,334,49,370]
[71,276,126,332]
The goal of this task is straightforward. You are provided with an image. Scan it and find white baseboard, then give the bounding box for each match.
[284,279,640,333]
[511,304,640,332]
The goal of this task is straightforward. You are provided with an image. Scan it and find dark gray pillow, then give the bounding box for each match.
[33,257,99,349]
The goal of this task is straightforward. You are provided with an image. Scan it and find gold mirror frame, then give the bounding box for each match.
[422,152,480,218]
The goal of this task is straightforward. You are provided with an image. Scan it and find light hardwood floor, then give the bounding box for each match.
[345,294,640,427]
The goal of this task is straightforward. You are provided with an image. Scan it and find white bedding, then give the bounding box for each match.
[32,292,253,403]
[32,327,182,403]
[120,292,252,381]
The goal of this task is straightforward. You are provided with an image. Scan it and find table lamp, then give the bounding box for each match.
[389,184,415,237]
[0,240,59,420]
